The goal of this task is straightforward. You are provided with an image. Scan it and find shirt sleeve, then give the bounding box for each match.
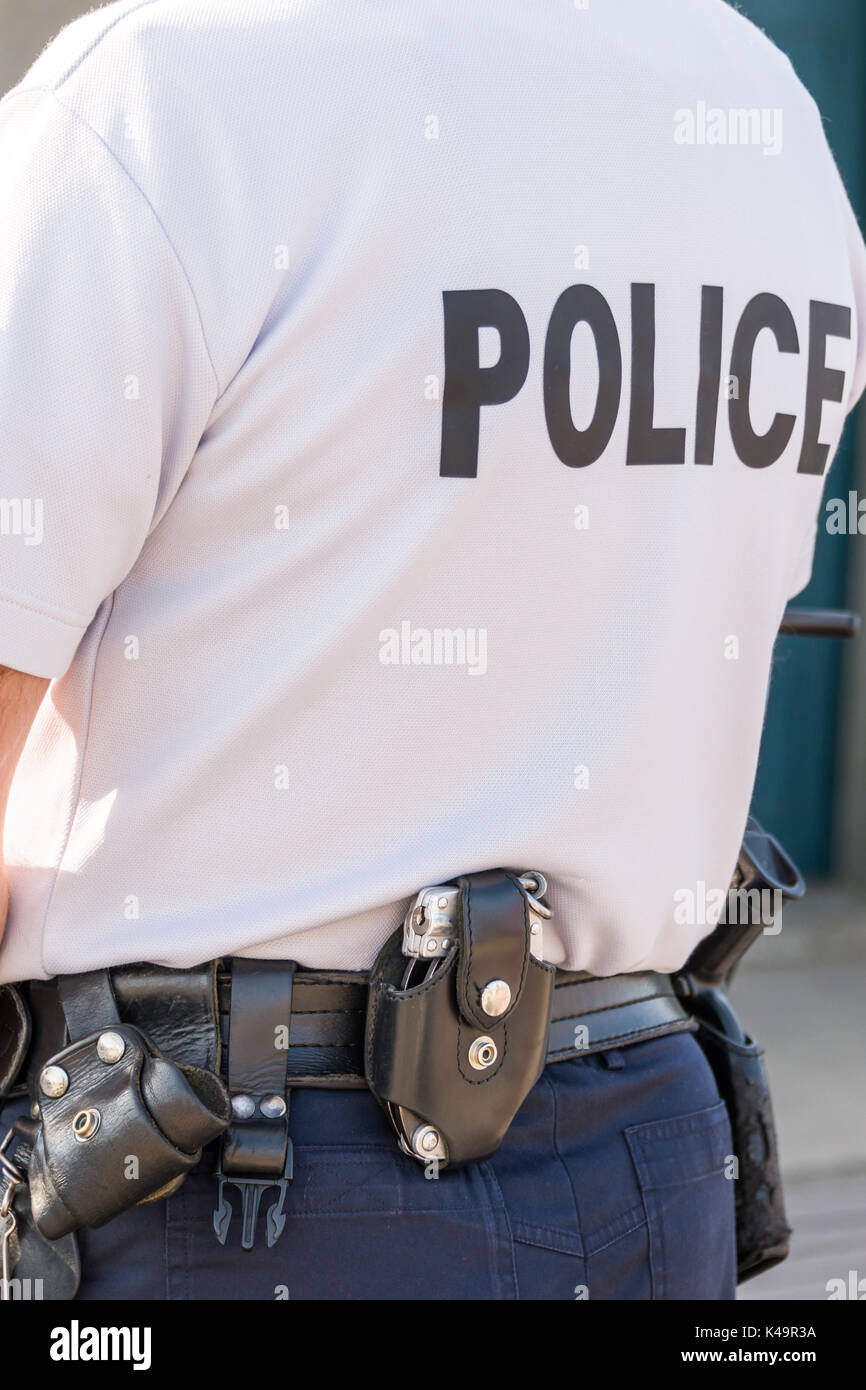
[0,87,218,678]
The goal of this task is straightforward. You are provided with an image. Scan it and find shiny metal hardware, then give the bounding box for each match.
[517,872,551,961]
[0,1209,16,1300]
[0,1129,25,1299]
[231,1094,256,1120]
[260,1094,287,1119]
[402,885,461,961]
[96,1031,126,1064]
[412,1123,446,1158]
[72,1108,101,1142]
[393,1106,449,1164]
[0,1128,25,1222]
[468,1036,498,1070]
[480,979,511,1017]
[39,1065,69,1099]
[401,870,552,973]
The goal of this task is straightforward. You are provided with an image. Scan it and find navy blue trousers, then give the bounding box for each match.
[4,1031,737,1300]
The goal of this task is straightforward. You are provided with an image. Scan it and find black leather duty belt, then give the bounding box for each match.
[222,966,695,1085]
[17,962,695,1097]
[2,958,696,1253]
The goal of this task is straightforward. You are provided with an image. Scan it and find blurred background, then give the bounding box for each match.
[2,0,864,1301]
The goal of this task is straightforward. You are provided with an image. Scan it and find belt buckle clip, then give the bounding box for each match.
[213,1140,293,1251]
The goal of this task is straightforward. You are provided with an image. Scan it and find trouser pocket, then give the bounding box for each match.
[626,1099,737,1300]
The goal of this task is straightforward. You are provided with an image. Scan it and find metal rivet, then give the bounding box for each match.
[468,1036,498,1070]
[425,938,439,954]
[480,979,511,1017]
[411,1123,446,1161]
[40,1065,69,1099]
[96,1031,126,1064]
[437,896,448,909]
[260,1094,287,1119]
[530,922,540,935]
[231,1094,255,1120]
[72,1108,101,1142]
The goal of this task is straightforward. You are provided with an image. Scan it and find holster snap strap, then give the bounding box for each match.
[457,869,530,1029]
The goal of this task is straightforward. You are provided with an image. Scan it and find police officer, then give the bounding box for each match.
[0,0,864,1301]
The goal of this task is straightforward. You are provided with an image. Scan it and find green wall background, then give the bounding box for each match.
[738,0,866,874]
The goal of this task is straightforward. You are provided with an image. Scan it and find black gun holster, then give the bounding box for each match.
[680,983,790,1282]
[678,814,804,1283]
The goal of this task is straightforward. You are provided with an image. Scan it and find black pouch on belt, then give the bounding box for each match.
[365,868,556,1168]
[678,815,801,1283]
[26,1021,230,1240]
[682,985,791,1283]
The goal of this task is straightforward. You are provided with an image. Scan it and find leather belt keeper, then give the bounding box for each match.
[213,959,296,1249]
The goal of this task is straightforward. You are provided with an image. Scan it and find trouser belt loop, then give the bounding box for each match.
[214,959,296,1250]
[57,970,120,1042]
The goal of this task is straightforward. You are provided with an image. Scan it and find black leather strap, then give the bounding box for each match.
[227,959,294,1097]
[57,970,120,1042]
[221,960,295,1179]
[548,973,693,1059]
[113,963,221,1073]
[456,870,530,1028]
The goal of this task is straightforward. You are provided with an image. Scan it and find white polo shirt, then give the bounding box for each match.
[1,0,865,983]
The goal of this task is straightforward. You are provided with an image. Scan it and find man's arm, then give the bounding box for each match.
[0,666,49,936]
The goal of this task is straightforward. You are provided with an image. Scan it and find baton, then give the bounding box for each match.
[779,607,860,638]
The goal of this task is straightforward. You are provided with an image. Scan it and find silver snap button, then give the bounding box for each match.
[40,1065,69,1098]
[480,979,511,1017]
[96,1031,126,1064]
[72,1108,101,1142]
[468,1036,498,1070]
[260,1094,287,1119]
[231,1094,256,1120]
[411,1124,447,1161]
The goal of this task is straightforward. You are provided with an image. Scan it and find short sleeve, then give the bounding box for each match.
[0,87,218,677]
